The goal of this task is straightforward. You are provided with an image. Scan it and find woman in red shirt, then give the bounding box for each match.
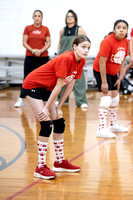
[14,10,51,107]
[93,19,129,138]
[20,35,91,179]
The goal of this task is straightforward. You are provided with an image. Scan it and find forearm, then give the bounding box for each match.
[23,42,33,53]
[57,43,60,54]
[99,64,107,83]
[130,37,133,60]
[57,81,75,109]
[40,42,51,54]
[45,78,65,109]
[45,85,62,109]
[119,61,125,80]
[99,56,107,83]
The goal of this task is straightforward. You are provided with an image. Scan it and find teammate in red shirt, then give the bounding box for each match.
[124,28,133,76]
[20,35,91,179]
[93,19,129,138]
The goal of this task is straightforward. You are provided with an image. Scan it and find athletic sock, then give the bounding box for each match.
[108,107,117,127]
[98,109,108,131]
[53,139,64,163]
[37,140,48,168]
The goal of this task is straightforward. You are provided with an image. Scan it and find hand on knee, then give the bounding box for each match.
[38,107,50,121]
[56,108,63,118]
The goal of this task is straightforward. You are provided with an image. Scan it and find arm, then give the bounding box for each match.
[35,36,51,57]
[23,35,33,53]
[130,37,133,63]
[124,37,133,76]
[45,77,65,109]
[99,55,108,94]
[115,58,126,91]
[38,77,65,120]
[57,79,75,109]
[78,27,86,35]
[57,28,63,54]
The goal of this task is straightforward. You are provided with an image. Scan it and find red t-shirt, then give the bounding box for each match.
[22,51,85,90]
[23,24,50,57]
[130,28,133,37]
[93,33,129,75]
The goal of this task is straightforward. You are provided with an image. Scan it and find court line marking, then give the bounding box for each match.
[0,124,26,171]
[5,138,109,200]
[6,121,132,200]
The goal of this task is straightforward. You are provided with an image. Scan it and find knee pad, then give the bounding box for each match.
[99,96,112,108]
[110,95,119,107]
[52,118,65,134]
[39,120,53,137]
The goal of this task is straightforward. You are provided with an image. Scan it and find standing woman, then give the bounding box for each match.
[57,9,88,108]
[20,35,91,179]
[14,10,51,107]
[93,19,129,138]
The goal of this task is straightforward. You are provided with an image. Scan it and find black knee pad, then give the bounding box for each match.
[52,118,65,134]
[39,120,53,137]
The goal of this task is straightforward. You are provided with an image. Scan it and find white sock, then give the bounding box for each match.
[108,107,117,127]
[53,139,64,163]
[37,141,48,168]
[98,109,108,131]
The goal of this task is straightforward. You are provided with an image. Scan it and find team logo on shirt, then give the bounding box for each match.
[32,30,41,34]
[63,75,76,85]
[110,47,125,64]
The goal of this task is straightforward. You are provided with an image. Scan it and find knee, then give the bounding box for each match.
[99,96,112,108]
[39,120,53,137]
[110,95,119,107]
[52,118,65,134]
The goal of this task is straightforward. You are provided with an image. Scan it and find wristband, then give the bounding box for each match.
[32,50,35,54]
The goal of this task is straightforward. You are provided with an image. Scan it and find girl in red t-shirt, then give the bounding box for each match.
[93,19,129,139]
[20,35,91,179]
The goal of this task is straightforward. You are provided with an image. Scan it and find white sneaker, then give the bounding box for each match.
[81,103,88,108]
[14,97,24,108]
[108,123,128,132]
[96,128,116,138]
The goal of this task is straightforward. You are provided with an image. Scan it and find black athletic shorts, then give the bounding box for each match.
[20,87,52,101]
[93,69,118,92]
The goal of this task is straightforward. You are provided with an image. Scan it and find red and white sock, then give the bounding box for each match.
[108,107,117,127]
[54,139,64,163]
[98,109,108,131]
[37,141,48,168]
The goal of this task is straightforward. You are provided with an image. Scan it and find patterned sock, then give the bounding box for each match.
[98,109,108,131]
[37,141,48,168]
[108,107,117,127]
[53,139,64,163]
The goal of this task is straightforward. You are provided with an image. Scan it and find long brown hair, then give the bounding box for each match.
[72,35,91,48]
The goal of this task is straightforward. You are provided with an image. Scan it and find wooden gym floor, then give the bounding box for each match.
[0,87,133,200]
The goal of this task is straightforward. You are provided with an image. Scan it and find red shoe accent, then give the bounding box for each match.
[34,165,56,179]
[52,159,80,172]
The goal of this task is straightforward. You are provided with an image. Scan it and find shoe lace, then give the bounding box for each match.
[63,158,72,165]
[42,165,50,171]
